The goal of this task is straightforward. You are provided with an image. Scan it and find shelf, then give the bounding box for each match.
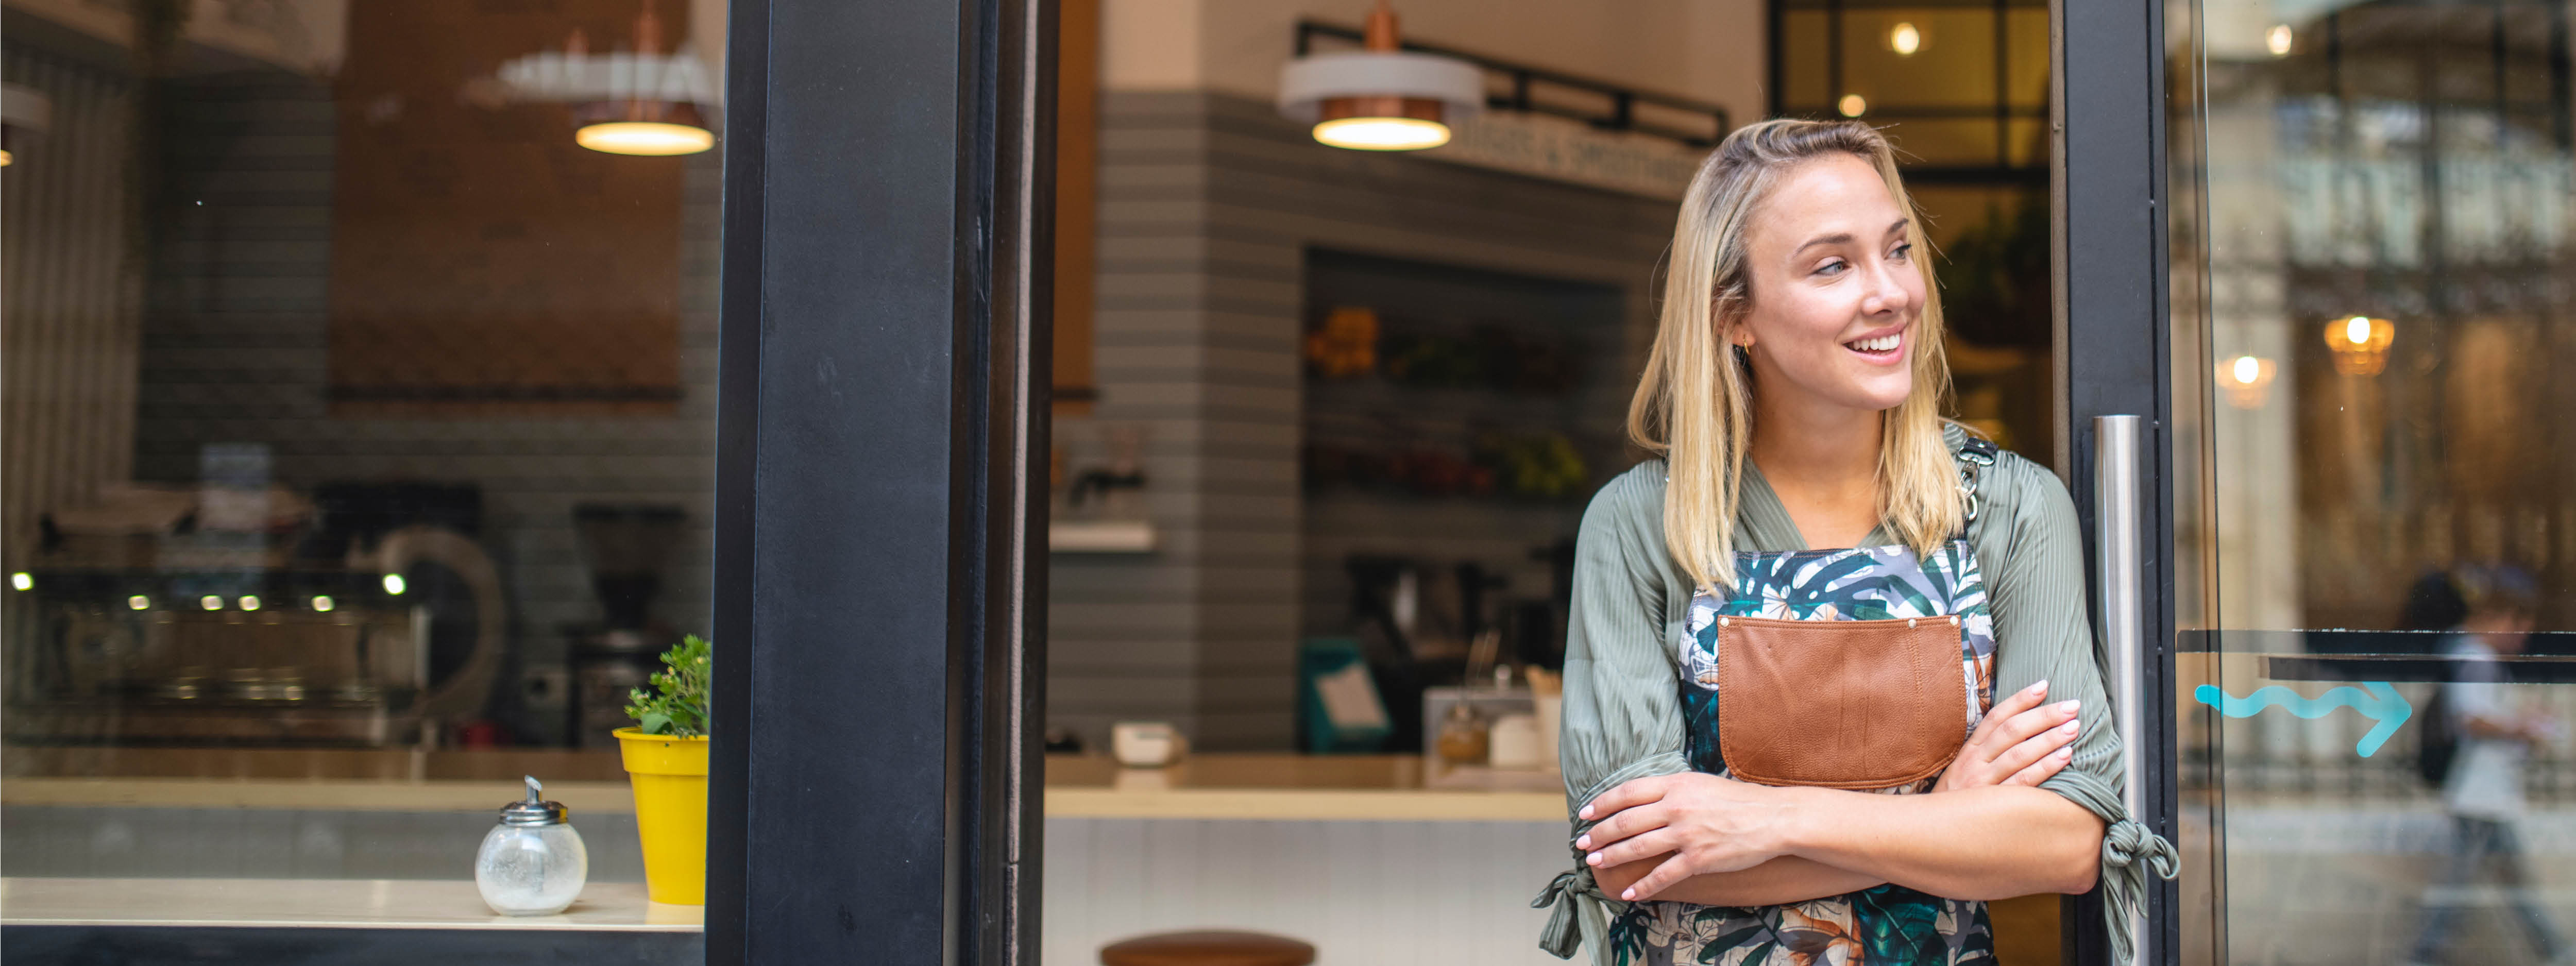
[1047,519,1155,554]
[1,877,699,931]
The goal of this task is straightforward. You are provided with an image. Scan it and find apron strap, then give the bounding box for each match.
[1954,433,2000,525]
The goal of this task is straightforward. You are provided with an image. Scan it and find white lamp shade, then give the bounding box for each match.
[1,82,53,133]
[1278,50,1483,124]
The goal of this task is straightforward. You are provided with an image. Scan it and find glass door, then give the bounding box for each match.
[2170,2,2576,963]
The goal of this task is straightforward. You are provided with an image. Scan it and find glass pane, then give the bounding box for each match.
[1783,11,1833,110]
[1841,10,2000,111]
[1878,118,2005,166]
[4,0,723,938]
[2006,9,2048,109]
[2177,1,2576,963]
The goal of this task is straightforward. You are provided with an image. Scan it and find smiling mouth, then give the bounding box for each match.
[1844,332,1902,353]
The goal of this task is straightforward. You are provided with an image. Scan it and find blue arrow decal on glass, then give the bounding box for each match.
[2191,681,2414,757]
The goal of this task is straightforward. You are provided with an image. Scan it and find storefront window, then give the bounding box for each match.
[2176,1,2576,963]
[3,0,722,946]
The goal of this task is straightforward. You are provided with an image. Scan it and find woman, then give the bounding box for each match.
[1532,120,2173,965]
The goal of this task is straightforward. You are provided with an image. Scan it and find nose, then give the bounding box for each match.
[1859,261,1913,317]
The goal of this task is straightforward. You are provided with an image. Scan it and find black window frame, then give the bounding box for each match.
[706,0,1051,962]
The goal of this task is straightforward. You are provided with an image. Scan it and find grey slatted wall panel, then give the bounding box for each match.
[2,47,144,566]
[1050,92,1674,750]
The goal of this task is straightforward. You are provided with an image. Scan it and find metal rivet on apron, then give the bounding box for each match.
[1719,616,1730,628]
[1907,618,1918,629]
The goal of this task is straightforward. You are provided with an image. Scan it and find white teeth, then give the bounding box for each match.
[1846,334,1900,352]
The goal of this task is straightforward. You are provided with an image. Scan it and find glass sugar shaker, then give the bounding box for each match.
[475,775,588,916]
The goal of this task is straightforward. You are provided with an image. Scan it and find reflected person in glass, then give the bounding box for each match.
[2403,564,2568,966]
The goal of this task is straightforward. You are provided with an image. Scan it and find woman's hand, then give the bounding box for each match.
[1574,772,1801,902]
[1933,679,2081,793]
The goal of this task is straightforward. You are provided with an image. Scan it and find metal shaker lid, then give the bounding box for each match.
[499,775,570,826]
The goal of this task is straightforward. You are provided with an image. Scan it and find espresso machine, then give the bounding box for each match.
[5,481,505,746]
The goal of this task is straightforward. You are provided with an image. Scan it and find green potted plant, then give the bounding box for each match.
[617,634,710,905]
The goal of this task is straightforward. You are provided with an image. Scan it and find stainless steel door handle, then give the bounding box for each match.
[2094,414,2148,965]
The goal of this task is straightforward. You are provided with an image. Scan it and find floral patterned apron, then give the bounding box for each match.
[1608,523,2001,965]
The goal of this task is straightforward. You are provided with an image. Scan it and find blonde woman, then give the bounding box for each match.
[1532,120,2174,965]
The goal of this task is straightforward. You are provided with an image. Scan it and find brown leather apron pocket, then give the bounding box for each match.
[1714,614,1968,790]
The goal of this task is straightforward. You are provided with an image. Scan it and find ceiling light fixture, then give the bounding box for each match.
[1890,23,1924,56]
[2216,355,2276,409]
[2265,25,2294,57]
[1838,94,1869,118]
[1,82,54,168]
[1278,2,1482,151]
[497,4,719,157]
[2323,315,2395,376]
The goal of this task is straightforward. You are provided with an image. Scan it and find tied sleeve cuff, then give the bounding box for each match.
[1532,865,1626,961]
[2100,818,2180,966]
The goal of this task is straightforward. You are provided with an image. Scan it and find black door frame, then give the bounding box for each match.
[707,0,1052,962]
[2055,1,2180,964]
[704,0,2182,962]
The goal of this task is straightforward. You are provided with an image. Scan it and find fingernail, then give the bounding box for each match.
[2060,720,2080,736]
[2028,680,2048,694]
[2055,746,2074,759]
[1621,888,1637,901]
[1586,852,1603,866]
[1575,835,1591,850]
[2057,700,2081,714]
[1579,805,1595,820]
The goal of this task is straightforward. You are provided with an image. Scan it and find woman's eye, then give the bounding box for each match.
[1890,243,1913,261]
[1815,259,1848,277]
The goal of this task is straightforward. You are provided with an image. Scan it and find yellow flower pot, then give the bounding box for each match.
[615,727,709,905]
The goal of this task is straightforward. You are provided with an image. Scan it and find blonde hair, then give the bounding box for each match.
[1626,118,1960,593]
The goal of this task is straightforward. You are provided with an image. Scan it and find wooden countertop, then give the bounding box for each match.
[0,878,701,930]
[4,753,1568,822]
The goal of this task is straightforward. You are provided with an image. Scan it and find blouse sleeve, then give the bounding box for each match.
[1980,454,2177,966]
[1535,467,1691,961]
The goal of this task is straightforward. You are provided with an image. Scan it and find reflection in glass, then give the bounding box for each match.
[0,0,725,926]
[2177,1,2576,963]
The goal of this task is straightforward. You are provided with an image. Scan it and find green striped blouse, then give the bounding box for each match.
[1537,428,2175,964]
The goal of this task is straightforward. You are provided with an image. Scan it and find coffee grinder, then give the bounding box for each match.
[566,503,686,748]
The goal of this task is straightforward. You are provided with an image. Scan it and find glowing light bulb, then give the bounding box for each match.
[2266,25,2294,57]
[1890,23,1922,56]
[239,595,261,612]
[2231,355,2261,385]
[312,595,336,613]
[8,572,29,591]
[2346,316,2371,345]
[382,573,407,596]
[200,595,224,611]
[128,595,150,611]
[1312,117,1451,151]
[575,122,715,156]
[1838,94,1868,118]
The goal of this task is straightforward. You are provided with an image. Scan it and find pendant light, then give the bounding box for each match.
[1,82,53,168]
[497,4,719,157]
[2322,315,2395,376]
[1278,2,1481,151]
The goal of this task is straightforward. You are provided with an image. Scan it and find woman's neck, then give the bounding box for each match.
[1748,392,1885,548]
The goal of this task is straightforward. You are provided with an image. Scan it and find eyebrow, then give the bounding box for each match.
[1791,218,1912,258]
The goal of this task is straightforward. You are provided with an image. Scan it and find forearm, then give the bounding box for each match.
[1596,854,1882,907]
[1782,785,2103,900]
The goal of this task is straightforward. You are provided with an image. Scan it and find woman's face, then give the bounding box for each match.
[1733,153,1925,416]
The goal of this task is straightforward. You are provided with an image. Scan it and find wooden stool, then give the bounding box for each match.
[1098,930,1316,966]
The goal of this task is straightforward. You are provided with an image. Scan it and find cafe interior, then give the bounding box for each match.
[0,0,2138,961]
